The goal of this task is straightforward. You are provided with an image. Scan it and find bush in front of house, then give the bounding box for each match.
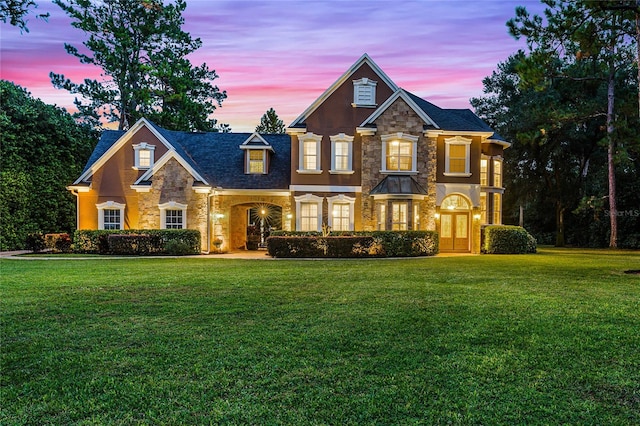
[482,225,537,254]
[44,233,73,253]
[267,231,438,258]
[73,229,200,255]
[25,232,46,253]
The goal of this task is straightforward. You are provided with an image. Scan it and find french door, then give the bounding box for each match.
[439,212,470,252]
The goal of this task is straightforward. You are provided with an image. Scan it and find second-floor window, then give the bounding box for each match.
[330,133,354,173]
[297,133,322,173]
[480,158,488,186]
[247,149,266,174]
[493,159,502,187]
[444,136,472,177]
[381,133,418,173]
[133,142,155,169]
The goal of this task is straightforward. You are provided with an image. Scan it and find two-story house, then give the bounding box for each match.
[68,54,508,254]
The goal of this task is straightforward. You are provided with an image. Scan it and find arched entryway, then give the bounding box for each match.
[229,203,282,250]
[438,194,471,252]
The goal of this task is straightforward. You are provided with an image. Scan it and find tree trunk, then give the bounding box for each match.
[555,203,566,247]
[607,68,618,248]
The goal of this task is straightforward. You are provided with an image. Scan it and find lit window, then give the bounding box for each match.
[480,192,487,224]
[248,150,266,174]
[133,142,155,169]
[444,136,472,177]
[386,140,413,171]
[381,133,418,173]
[300,203,318,231]
[352,78,377,107]
[378,203,386,230]
[480,158,488,186]
[97,201,125,230]
[493,159,502,187]
[330,133,354,173]
[327,194,355,231]
[295,194,323,232]
[159,201,187,229]
[493,193,502,224]
[414,204,420,230]
[297,133,322,173]
[391,202,408,230]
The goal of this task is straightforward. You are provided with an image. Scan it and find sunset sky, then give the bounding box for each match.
[1,0,546,132]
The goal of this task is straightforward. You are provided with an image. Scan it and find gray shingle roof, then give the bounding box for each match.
[82,121,291,190]
[404,91,504,140]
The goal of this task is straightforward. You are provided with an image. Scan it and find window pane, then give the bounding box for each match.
[332,203,350,231]
[493,193,502,224]
[303,141,317,170]
[392,203,407,231]
[334,141,349,171]
[378,203,386,230]
[165,209,183,229]
[300,202,317,231]
[480,192,487,223]
[493,160,502,187]
[103,209,120,230]
[249,151,264,173]
[449,158,466,173]
[480,159,488,186]
[386,141,413,171]
[448,144,467,174]
[441,214,452,238]
[138,150,151,167]
[456,214,468,238]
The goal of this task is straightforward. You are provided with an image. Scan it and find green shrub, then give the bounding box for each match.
[267,231,438,258]
[44,233,73,253]
[25,232,45,253]
[73,229,200,255]
[482,225,537,254]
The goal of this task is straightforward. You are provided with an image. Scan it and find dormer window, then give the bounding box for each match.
[133,142,155,169]
[240,134,274,174]
[352,78,377,107]
[247,149,267,174]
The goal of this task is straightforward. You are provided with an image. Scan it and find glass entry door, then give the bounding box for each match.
[439,212,469,252]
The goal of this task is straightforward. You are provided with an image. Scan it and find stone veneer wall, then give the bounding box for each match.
[360,98,437,231]
[137,158,208,251]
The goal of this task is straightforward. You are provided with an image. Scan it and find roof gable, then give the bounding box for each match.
[74,118,174,184]
[239,133,275,151]
[359,89,439,128]
[289,53,399,128]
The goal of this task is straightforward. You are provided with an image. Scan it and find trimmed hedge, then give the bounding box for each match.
[267,231,438,258]
[482,225,537,254]
[44,233,73,253]
[73,229,201,255]
[25,232,46,253]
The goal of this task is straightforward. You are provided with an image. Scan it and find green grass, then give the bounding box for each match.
[1,248,639,425]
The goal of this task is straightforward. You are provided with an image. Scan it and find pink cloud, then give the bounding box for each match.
[1,0,547,131]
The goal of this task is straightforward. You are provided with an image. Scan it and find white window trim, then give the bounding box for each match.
[327,194,356,231]
[329,133,354,174]
[352,77,377,107]
[133,142,155,170]
[159,201,188,229]
[246,148,268,174]
[380,132,419,174]
[444,136,472,177]
[297,132,323,174]
[294,194,323,232]
[96,201,125,230]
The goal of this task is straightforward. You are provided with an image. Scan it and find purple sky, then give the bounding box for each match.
[1,0,545,132]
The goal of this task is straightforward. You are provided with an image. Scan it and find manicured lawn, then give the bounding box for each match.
[1,248,638,425]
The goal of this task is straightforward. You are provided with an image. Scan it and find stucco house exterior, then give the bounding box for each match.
[68,54,509,253]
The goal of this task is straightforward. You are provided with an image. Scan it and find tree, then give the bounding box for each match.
[255,108,285,134]
[0,0,48,32]
[50,0,227,132]
[472,53,604,246]
[0,81,97,250]
[508,0,638,248]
